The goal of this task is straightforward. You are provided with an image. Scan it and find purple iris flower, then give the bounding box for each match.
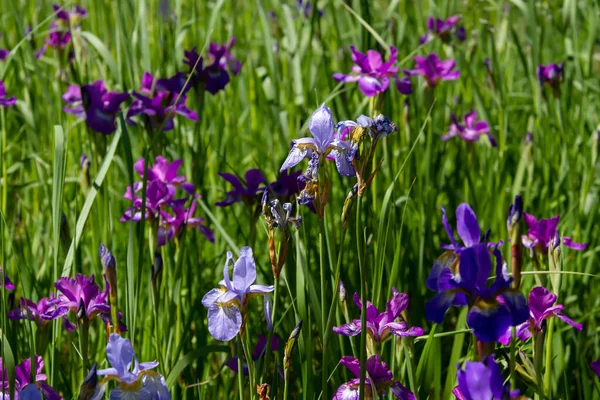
[158,197,214,246]
[0,39,8,61]
[0,355,62,400]
[443,110,496,146]
[438,203,486,254]
[426,242,529,342]
[62,81,130,134]
[521,212,587,254]
[333,288,424,343]
[215,169,266,207]
[126,72,198,132]
[333,46,412,97]
[53,3,87,22]
[35,4,86,60]
[0,81,17,107]
[498,286,582,345]
[97,333,171,399]
[226,334,281,375]
[184,38,241,95]
[452,355,519,400]
[404,53,460,88]
[333,355,416,400]
[537,62,564,87]
[269,170,302,199]
[0,265,14,290]
[591,358,600,379]
[280,104,356,177]
[202,247,274,341]
[134,156,195,195]
[7,295,73,331]
[419,15,465,44]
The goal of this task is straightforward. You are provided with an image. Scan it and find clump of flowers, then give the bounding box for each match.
[126,72,197,133]
[333,355,415,399]
[521,212,587,255]
[333,289,423,351]
[453,355,519,399]
[0,355,63,399]
[202,247,274,341]
[121,155,214,247]
[443,110,496,146]
[96,333,171,399]
[404,53,460,88]
[420,15,466,44]
[426,203,529,343]
[36,4,87,60]
[0,81,17,107]
[62,80,130,135]
[184,38,242,95]
[333,46,412,97]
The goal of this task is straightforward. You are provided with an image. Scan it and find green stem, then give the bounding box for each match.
[237,338,245,400]
[544,319,554,398]
[510,326,517,391]
[260,276,279,385]
[356,195,367,399]
[78,320,90,371]
[533,331,545,398]
[243,328,256,400]
[319,218,327,398]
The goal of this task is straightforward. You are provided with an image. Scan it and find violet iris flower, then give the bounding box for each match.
[0,265,14,290]
[158,198,214,246]
[0,81,17,107]
[35,4,86,60]
[226,334,281,375]
[333,288,424,344]
[452,355,519,400]
[404,53,460,88]
[126,72,197,132]
[426,242,529,342]
[0,355,62,400]
[420,16,466,44]
[537,62,564,87]
[184,38,241,95]
[443,110,496,146]
[215,169,266,207]
[7,295,73,331]
[498,286,582,345]
[333,355,416,400]
[269,170,302,199]
[521,212,587,254]
[333,46,412,97]
[438,203,487,254]
[280,104,355,177]
[202,247,274,341]
[97,333,170,400]
[62,81,130,134]
[591,358,600,379]
[134,156,195,195]
[53,4,87,23]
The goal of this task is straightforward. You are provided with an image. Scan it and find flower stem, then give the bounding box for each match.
[260,277,279,386]
[533,331,546,397]
[544,319,554,398]
[510,326,517,390]
[237,338,245,400]
[356,194,367,399]
[78,319,90,371]
[319,218,328,399]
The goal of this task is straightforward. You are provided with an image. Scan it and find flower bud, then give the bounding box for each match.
[338,280,347,302]
[284,320,303,372]
[79,363,99,400]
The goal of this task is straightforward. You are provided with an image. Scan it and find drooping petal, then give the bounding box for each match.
[207,304,242,342]
[100,334,138,384]
[554,311,582,331]
[456,360,493,400]
[425,291,457,323]
[390,381,417,400]
[332,320,361,337]
[562,237,587,250]
[500,290,530,327]
[467,302,512,343]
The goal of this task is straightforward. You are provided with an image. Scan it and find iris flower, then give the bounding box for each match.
[62,81,130,134]
[97,333,170,400]
[184,38,241,95]
[591,358,600,379]
[333,289,423,344]
[35,4,86,60]
[333,355,416,400]
[215,169,266,207]
[202,247,274,341]
[0,265,14,289]
[7,295,73,331]
[537,63,563,87]
[404,53,460,88]
[522,212,587,254]
[280,104,355,178]
[498,286,582,345]
[0,355,62,400]
[442,110,496,146]
[333,46,412,97]
[452,355,519,400]
[126,72,197,132]
[0,81,16,107]
[419,16,466,44]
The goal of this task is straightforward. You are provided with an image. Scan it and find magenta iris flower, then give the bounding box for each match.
[498,286,582,345]
[452,355,519,400]
[97,333,170,399]
[280,105,355,177]
[0,355,62,400]
[333,46,412,97]
[443,110,496,146]
[121,156,213,247]
[0,81,17,107]
[333,288,423,343]
[7,295,73,331]
[0,265,14,290]
[62,81,130,134]
[521,212,587,254]
[420,15,465,44]
[215,169,266,207]
[333,355,416,400]
[537,62,564,87]
[404,53,460,88]
[184,38,242,95]
[35,4,86,60]
[55,274,111,321]
[126,72,197,132]
[202,247,274,341]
